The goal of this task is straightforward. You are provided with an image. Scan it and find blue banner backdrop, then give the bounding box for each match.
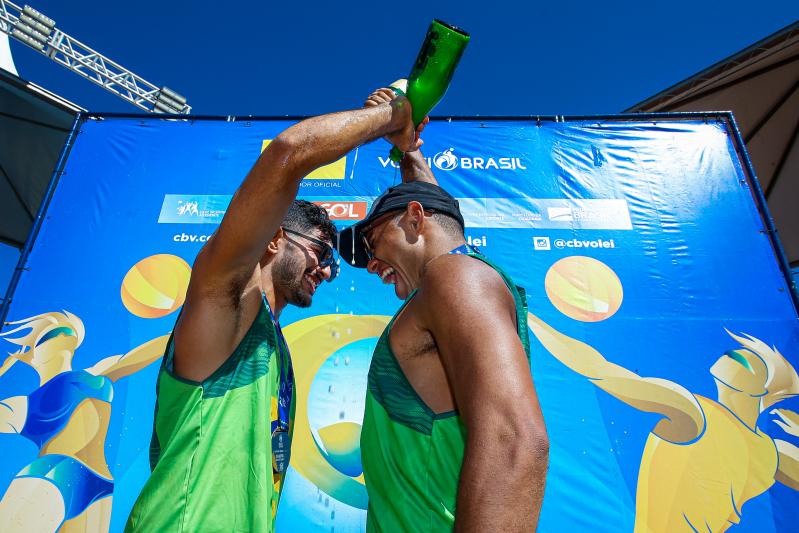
[0,115,797,532]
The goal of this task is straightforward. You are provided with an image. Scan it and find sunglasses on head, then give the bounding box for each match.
[282,227,339,281]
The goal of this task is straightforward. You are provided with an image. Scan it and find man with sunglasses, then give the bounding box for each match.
[126,92,423,533]
[337,86,550,532]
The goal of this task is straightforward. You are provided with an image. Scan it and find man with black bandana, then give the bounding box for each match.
[338,85,550,532]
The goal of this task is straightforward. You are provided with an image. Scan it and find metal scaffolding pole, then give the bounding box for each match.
[0,0,190,113]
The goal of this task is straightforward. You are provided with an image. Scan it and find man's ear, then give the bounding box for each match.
[406,201,425,233]
[265,227,285,256]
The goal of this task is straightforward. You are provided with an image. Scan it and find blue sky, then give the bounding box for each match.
[2,1,797,297]
[8,1,798,115]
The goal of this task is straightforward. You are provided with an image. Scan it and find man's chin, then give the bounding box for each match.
[394,283,409,300]
[290,290,313,309]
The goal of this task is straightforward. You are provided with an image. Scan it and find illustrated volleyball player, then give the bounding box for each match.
[124,92,423,532]
[0,311,168,532]
[337,86,550,531]
[528,313,799,532]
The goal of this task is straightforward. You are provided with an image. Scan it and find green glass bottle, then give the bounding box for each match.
[389,19,470,162]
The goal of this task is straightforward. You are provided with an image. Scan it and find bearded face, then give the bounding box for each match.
[273,236,330,308]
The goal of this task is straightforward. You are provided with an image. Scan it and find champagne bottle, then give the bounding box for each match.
[389,19,470,162]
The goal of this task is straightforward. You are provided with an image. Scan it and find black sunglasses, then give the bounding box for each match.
[283,228,339,281]
[360,210,403,262]
[361,208,433,261]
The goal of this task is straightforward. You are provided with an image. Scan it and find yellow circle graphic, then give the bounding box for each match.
[121,254,191,318]
[284,314,390,509]
[544,256,623,322]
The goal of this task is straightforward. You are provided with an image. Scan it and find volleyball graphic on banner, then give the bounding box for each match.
[284,314,390,510]
[120,254,191,318]
[544,256,623,322]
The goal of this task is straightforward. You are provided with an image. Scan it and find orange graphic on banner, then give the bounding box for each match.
[121,254,191,319]
[261,140,346,179]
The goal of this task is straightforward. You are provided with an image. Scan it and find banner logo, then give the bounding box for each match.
[544,202,631,227]
[159,195,230,224]
[547,207,574,222]
[177,200,200,217]
[458,198,633,230]
[313,201,367,221]
[378,147,527,172]
[533,237,551,250]
[433,148,458,171]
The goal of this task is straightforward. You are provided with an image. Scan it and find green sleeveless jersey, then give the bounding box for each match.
[361,249,531,532]
[125,296,295,533]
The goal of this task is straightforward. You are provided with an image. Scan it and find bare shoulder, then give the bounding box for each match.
[420,252,509,292]
[416,253,515,321]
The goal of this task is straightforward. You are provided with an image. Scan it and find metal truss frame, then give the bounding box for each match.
[0,0,190,113]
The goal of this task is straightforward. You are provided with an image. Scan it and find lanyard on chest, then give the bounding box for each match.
[264,295,294,474]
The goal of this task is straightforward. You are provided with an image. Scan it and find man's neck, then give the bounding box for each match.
[260,269,287,319]
[421,234,468,276]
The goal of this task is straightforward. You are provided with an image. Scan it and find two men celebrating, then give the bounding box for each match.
[126,85,548,532]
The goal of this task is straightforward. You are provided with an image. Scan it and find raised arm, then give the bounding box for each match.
[193,100,420,293]
[527,313,705,443]
[176,97,419,382]
[364,83,437,185]
[420,256,548,532]
[399,150,438,185]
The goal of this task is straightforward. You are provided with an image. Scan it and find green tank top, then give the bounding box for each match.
[125,296,295,533]
[360,248,531,532]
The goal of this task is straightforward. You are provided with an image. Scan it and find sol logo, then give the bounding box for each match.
[314,201,367,220]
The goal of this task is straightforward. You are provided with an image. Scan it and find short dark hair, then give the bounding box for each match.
[432,212,464,238]
[282,200,337,243]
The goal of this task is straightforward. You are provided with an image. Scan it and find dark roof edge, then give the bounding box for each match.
[0,68,84,115]
[624,20,799,113]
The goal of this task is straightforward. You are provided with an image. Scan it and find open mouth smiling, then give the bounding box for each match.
[379,266,397,284]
